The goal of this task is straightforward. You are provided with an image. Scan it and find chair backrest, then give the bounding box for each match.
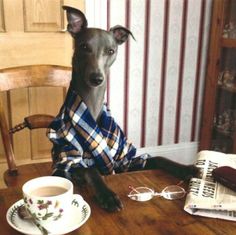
[0,65,72,174]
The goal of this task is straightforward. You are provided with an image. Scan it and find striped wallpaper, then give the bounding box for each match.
[85,0,212,149]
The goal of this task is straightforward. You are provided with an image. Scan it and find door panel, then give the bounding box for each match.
[24,0,63,32]
[29,87,64,160]
[0,0,85,162]
[10,88,31,160]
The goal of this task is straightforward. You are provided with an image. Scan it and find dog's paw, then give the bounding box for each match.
[95,187,123,212]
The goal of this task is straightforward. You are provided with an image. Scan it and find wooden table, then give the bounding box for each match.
[1,170,236,235]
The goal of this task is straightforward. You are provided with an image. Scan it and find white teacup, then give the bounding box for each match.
[22,176,84,224]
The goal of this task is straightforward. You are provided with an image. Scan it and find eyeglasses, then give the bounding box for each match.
[128,184,186,201]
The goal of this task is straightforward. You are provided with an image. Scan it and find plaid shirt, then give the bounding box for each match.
[47,89,148,177]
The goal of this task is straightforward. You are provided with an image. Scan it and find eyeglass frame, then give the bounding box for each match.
[127,182,186,202]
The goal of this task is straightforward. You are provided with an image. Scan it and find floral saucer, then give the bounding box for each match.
[6,198,91,235]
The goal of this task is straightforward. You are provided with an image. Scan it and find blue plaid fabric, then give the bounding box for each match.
[47,89,148,177]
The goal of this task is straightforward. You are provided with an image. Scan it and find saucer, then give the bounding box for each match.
[6,198,91,235]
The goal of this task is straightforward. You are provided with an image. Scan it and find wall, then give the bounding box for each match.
[85,0,213,163]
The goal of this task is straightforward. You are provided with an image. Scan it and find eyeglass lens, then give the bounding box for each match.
[161,185,186,200]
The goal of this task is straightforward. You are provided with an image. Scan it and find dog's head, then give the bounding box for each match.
[63,6,134,88]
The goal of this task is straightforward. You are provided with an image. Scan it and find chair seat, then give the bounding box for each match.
[4,162,52,188]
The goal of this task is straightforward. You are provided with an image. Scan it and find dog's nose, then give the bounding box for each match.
[89,73,104,86]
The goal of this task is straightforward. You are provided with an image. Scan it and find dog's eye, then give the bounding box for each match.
[107,49,115,55]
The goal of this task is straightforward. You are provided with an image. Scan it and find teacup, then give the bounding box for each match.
[22,176,84,224]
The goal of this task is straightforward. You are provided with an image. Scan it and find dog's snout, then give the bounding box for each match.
[89,73,104,86]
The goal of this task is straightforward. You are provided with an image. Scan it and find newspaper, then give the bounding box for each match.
[184,150,236,221]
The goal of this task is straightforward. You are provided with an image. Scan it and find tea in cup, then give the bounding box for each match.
[22,176,84,224]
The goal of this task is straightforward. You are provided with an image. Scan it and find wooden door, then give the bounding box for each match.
[0,0,84,163]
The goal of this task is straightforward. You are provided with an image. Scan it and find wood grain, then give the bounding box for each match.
[199,0,225,150]
[23,0,63,32]
[0,65,71,172]
[0,0,85,168]
[29,87,64,159]
[0,0,5,32]
[2,169,236,235]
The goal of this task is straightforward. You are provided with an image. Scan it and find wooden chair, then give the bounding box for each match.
[0,65,71,187]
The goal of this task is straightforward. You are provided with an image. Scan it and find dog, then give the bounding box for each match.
[47,6,198,212]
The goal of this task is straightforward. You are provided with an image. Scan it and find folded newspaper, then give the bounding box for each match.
[184,150,236,221]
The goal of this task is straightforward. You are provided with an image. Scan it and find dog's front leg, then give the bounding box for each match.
[144,157,199,180]
[74,168,123,212]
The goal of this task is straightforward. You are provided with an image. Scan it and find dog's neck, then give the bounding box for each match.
[71,72,107,122]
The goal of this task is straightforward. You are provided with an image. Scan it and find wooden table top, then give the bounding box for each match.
[1,169,236,235]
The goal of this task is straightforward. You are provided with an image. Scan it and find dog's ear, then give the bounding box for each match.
[63,6,88,37]
[110,25,135,45]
